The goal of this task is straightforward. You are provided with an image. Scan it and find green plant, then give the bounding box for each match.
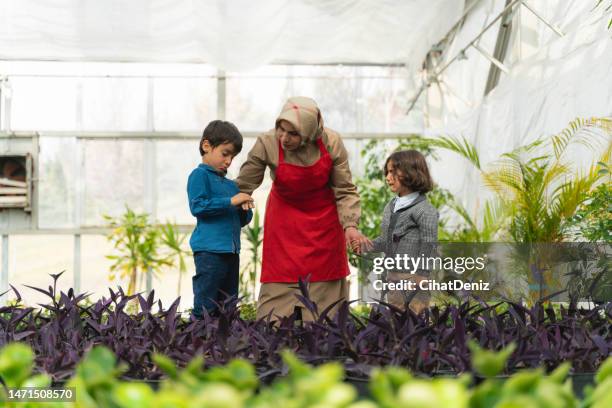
[426,118,611,300]
[490,119,610,243]
[66,346,128,407]
[239,302,257,321]
[425,118,611,243]
[104,206,171,296]
[595,0,612,29]
[350,302,372,321]
[569,166,611,242]
[2,340,612,408]
[468,341,517,378]
[370,341,582,408]
[0,343,54,407]
[240,209,263,302]
[159,221,190,295]
[583,357,612,408]
[251,350,360,407]
[564,249,612,304]
[438,198,509,242]
[105,207,191,297]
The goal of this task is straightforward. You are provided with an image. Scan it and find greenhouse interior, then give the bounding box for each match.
[0,0,611,407]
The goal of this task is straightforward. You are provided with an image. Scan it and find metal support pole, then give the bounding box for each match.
[74,234,81,294]
[147,77,155,131]
[144,138,156,294]
[2,77,11,131]
[473,43,510,74]
[0,76,3,131]
[438,79,474,109]
[73,139,84,294]
[484,0,515,95]
[1,235,8,303]
[520,1,565,37]
[217,70,226,120]
[406,0,522,114]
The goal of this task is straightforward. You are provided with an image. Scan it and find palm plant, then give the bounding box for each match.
[595,0,612,29]
[104,207,172,296]
[482,118,611,243]
[426,118,611,243]
[426,118,612,301]
[439,198,508,242]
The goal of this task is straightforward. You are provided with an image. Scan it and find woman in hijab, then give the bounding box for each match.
[237,96,369,320]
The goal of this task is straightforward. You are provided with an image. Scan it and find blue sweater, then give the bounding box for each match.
[187,163,252,253]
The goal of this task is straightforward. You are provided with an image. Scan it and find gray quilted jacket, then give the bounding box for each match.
[370,194,439,275]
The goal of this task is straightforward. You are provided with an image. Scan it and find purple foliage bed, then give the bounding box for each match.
[0,273,610,381]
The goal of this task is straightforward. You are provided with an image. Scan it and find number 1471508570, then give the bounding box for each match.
[5,387,75,402]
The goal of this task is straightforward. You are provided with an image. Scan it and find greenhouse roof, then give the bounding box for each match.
[0,0,462,71]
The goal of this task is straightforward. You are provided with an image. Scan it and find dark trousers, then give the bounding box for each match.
[192,251,239,317]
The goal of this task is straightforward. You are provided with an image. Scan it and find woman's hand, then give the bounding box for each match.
[231,192,255,210]
[345,227,372,254]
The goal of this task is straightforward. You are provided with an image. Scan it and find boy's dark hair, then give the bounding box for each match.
[199,120,243,156]
[384,150,434,193]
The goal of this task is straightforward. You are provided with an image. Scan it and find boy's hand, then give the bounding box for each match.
[231,192,254,208]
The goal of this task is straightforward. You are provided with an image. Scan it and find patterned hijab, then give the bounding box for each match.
[275,96,325,146]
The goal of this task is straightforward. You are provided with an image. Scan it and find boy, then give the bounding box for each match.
[187,120,254,318]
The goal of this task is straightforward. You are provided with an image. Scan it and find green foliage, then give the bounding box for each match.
[239,302,257,321]
[252,350,359,407]
[427,118,611,244]
[583,357,612,408]
[104,207,169,296]
[105,206,189,296]
[371,356,582,408]
[569,174,611,242]
[468,341,516,378]
[65,346,127,407]
[350,303,372,321]
[0,344,54,407]
[241,209,263,302]
[439,198,508,242]
[484,118,610,243]
[1,342,612,407]
[594,0,612,29]
[0,343,39,388]
[159,221,190,295]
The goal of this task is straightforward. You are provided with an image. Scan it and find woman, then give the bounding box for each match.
[237,96,369,320]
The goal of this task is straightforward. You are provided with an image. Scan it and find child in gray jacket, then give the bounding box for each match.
[367,150,439,313]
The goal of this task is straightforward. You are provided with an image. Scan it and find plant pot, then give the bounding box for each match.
[569,373,595,398]
[344,376,369,398]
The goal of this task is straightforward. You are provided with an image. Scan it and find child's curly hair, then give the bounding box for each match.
[384,150,434,193]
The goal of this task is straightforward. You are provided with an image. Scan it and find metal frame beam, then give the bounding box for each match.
[484,0,515,95]
[407,0,565,114]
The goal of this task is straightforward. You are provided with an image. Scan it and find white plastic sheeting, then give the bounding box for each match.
[424,0,612,218]
[0,0,463,72]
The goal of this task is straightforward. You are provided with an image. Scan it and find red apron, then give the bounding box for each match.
[261,138,350,283]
